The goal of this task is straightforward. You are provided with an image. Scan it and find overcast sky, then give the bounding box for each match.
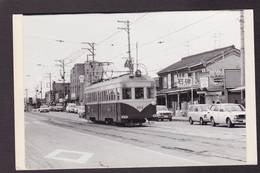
[23,10,241,97]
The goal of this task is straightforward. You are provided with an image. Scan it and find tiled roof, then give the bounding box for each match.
[158,45,239,74]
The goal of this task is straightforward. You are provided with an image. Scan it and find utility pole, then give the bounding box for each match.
[40,81,43,103]
[240,10,245,104]
[55,59,66,101]
[136,42,139,71]
[81,42,95,61]
[46,72,52,104]
[25,88,28,111]
[118,20,134,74]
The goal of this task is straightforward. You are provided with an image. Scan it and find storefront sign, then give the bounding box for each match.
[200,76,209,88]
[177,77,192,88]
[168,74,171,89]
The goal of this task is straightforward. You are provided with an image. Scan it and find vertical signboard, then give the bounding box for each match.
[168,74,171,89]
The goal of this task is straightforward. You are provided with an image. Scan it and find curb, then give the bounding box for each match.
[172,117,189,122]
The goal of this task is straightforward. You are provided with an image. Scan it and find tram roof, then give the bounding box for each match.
[85,74,155,90]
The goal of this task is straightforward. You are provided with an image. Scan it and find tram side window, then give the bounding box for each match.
[135,87,144,99]
[147,87,155,98]
[122,88,131,99]
[116,88,120,100]
[110,90,115,100]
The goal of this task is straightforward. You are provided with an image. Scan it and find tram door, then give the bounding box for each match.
[97,103,100,121]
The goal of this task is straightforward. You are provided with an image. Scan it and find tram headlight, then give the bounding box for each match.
[121,115,128,119]
[151,101,156,105]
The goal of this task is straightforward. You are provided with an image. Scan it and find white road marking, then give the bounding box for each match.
[45,149,93,164]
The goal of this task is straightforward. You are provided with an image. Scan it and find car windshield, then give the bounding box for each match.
[199,105,210,111]
[157,106,168,111]
[223,105,245,111]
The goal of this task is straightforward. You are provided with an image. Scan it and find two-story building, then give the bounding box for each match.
[70,63,85,104]
[157,45,242,116]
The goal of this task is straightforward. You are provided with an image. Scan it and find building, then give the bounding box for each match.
[52,81,70,103]
[70,63,85,104]
[84,60,104,87]
[157,45,242,116]
[45,90,55,105]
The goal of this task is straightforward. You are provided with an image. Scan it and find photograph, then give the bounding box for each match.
[13,9,257,170]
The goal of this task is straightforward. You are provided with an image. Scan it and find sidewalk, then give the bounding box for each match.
[172,116,189,122]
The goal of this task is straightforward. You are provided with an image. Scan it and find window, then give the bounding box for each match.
[122,88,131,99]
[162,76,168,89]
[110,90,115,100]
[135,87,144,99]
[213,105,219,111]
[116,88,120,100]
[147,87,155,98]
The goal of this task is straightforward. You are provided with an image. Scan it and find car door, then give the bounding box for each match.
[210,105,219,123]
[214,105,223,123]
[218,105,227,124]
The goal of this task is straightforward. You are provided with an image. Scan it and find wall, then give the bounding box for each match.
[70,64,85,101]
[206,53,241,89]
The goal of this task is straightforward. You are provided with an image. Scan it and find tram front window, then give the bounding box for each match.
[135,87,144,99]
[122,88,131,99]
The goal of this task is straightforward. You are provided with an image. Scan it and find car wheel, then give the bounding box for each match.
[169,118,172,121]
[227,118,233,128]
[210,117,216,127]
[189,117,193,125]
[200,118,204,125]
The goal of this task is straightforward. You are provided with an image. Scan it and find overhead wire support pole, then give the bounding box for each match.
[240,10,245,105]
[81,42,95,61]
[117,20,133,74]
[55,59,66,101]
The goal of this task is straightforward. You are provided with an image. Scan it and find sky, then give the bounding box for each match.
[23,10,241,97]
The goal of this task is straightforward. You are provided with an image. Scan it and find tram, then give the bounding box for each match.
[84,72,156,125]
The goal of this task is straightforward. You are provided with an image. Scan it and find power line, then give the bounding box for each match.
[96,13,148,46]
[140,12,220,47]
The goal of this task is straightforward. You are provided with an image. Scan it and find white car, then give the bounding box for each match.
[152,105,173,121]
[38,105,50,113]
[208,103,246,128]
[66,103,77,113]
[188,104,211,125]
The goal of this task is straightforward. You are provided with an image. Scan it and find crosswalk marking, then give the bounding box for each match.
[45,149,93,163]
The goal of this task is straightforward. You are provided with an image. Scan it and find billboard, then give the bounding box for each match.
[224,69,241,89]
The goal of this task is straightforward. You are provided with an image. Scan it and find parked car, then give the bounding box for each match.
[54,103,64,112]
[77,106,86,118]
[152,105,173,121]
[66,103,77,113]
[49,105,55,111]
[208,103,246,128]
[188,104,211,125]
[38,105,50,113]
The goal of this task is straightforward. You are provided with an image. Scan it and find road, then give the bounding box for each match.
[25,111,246,170]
